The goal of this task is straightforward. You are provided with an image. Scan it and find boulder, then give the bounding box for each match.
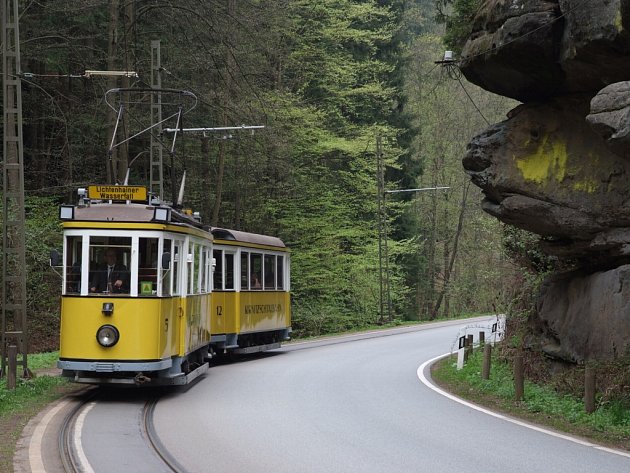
[463,96,630,260]
[586,81,630,158]
[536,266,630,361]
[454,0,630,362]
[460,0,630,102]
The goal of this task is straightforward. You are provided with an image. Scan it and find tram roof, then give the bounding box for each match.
[211,227,286,248]
[73,203,157,222]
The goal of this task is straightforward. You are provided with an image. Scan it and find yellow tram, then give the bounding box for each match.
[54,187,291,385]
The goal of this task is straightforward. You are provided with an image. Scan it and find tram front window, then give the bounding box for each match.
[88,237,131,294]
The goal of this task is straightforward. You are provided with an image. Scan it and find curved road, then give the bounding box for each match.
[143,318,629,473]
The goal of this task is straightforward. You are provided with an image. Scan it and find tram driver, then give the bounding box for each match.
[90,248,129,293]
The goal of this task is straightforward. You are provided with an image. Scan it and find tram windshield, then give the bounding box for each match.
[88,237,132,294]
[63,233,163,297]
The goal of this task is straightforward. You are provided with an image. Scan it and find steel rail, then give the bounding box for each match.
[58,390,98,473]
[142,397,190,473]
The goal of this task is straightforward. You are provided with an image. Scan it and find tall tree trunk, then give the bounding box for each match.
[211,139,226,226]
[118,0,135,182]
[106,0,120,184]
[210,0,235,225]
[200,136,212,221]
[431,181,470,318]
[234,136,241,229]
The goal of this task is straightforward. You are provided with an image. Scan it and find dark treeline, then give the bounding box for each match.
[7,0,520,349]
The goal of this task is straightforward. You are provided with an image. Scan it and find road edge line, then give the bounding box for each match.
[73,401,97,473]
[417,353,630,460]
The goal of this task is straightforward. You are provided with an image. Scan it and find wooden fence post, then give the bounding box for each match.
[584,364,596,414]
[464,334,473,362]
[7,345,17,390]
[482,343,492,380]
[514,354,524,401]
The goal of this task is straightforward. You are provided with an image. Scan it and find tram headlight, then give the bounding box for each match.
[96,325,119,347]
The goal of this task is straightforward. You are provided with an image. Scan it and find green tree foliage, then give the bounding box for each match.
[401,32,518,319]
[11,0,517,346]
[434,0,482,51]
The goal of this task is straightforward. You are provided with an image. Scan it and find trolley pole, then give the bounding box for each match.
[1,0,30,381]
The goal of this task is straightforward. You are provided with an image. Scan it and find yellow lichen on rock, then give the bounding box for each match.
[515,135,568,184]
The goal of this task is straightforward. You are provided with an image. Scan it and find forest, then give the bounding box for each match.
[8,0,525,351]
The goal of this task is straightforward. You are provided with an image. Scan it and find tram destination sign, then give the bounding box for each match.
[88,185,148,202]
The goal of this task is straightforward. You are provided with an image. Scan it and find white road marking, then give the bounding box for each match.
[29,399,70,472]
[73,401,97,473]
[417,353,630,460]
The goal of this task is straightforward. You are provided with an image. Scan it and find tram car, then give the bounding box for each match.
[53,186,291,385]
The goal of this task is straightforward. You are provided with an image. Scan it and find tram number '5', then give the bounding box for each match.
[216,305,223,316]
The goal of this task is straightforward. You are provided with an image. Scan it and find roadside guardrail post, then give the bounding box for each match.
[457,336,466,370]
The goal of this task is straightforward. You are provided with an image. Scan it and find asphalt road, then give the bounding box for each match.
[143,319,630,473]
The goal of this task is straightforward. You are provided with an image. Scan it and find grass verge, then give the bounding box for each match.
[431,349,630,452]
[0,351,81,473]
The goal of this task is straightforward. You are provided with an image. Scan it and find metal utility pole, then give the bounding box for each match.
[150,40,164,200]
[1,0,29,379]
[376,136,392,324]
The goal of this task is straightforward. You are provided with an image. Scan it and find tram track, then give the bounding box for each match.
[57,390,189,473]
[58,390,98,473]
[142,397,190,473]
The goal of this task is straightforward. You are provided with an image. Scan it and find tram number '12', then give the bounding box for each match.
[216,305,223,316]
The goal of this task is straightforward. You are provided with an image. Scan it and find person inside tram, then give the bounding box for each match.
[251,272,262,289]
[67,256,82,293]
[90,248,129,293]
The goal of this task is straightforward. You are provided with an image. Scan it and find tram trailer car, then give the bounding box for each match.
[54,196,291,386]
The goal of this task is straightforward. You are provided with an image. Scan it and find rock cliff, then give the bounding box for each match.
[459,0,630,361]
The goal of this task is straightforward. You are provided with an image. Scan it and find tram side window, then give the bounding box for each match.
[277,255,284,290]
[204,247,212,292]
[172,242,181,296]
[250,253,262,290]
[162,239,172,296]
[225,253,235,290]
[193,243,201,294]
[65,236,83,294]
[187,244,196,295]
[213,250,223,290]
[200,247,207,293]
[138,238,158,296]
[264,254,276,290]
[88,237,131,294]
[241,252,249,290]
